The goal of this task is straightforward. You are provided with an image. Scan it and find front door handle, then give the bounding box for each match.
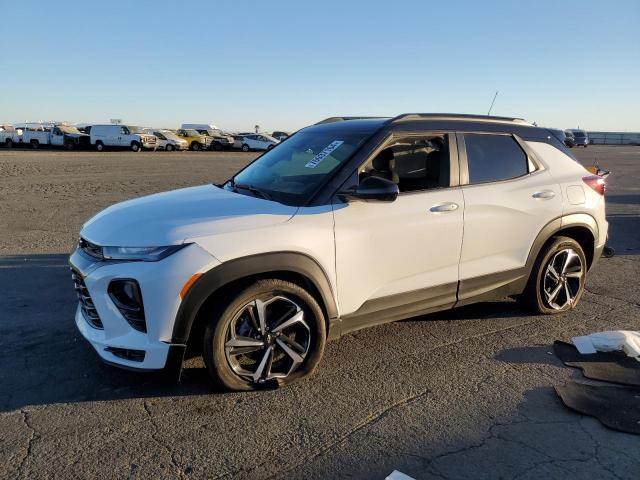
[532,190,556,200]
[430,202,459,213]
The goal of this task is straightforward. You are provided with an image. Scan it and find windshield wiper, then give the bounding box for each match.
[231,181,272,200]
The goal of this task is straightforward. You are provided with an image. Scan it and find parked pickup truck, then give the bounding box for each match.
[181,123,234,150]
[21,125,52,149]
[0,125,21,148]
[50,125,91,150]
[18,124,90,150]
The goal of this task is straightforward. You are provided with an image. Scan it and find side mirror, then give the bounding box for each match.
[338,176,399,202]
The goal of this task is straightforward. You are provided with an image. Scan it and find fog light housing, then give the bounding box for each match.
[105,347,146,362]
[108,279,146,332]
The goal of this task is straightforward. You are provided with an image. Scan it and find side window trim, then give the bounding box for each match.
[457,131,544,186]
[357,131,461,194]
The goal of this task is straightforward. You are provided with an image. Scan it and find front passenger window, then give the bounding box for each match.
[361,134,451,193]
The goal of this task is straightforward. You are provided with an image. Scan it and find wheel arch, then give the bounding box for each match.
[526,214,598,273]
[171,251,338,348]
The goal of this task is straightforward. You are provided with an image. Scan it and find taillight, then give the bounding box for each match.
[582,175,606,195]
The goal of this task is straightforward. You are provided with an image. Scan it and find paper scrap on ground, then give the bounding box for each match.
[572,331,640,360]
[385,471,415,480]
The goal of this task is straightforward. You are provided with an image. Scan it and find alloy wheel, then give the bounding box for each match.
[224,296,311,383]
[542,248,584,310]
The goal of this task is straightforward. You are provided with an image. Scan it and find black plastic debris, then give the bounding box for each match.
[553,341,640,387]
[555,382,640,435]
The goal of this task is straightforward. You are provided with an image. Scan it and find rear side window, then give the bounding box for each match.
[464,134,529,184]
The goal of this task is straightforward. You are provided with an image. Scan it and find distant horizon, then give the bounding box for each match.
[1,0,638,133]
[5,114,640,134]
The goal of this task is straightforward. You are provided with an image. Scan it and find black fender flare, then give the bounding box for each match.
[525,213,599,275]
[170,251,338,344]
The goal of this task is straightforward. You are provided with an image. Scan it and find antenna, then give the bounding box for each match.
[487,91,499,115]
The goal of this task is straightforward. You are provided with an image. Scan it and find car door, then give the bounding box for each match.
[51,127,63,146]
[118,126,129,146]
[332,132,464,333]
[245,135,257,149]
[254,135,264,149]
[456,132,562,302]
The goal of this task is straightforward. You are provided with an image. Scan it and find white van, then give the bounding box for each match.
[181,123,234,150]
[90,125,157,152]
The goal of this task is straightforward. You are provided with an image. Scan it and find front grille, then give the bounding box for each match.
[71,269,103,329]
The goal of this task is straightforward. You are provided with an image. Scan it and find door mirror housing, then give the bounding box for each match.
[338,176,399,202]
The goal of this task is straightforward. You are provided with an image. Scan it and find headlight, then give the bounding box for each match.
[102,244,188,262]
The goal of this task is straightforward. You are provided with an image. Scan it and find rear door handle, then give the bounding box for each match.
[532,190,556,199]
[430,202,459,213]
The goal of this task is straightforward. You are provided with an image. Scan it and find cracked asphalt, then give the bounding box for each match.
[0,146,638,479]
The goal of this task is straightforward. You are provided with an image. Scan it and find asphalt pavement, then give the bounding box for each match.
[0,146,638,479]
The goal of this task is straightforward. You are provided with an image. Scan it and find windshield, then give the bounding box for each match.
[184,129,200,136]
[160,130,181,141]
[228,129,372,205]
[60,126,82,134]
[128,126,143,134]
[572,131,586,138]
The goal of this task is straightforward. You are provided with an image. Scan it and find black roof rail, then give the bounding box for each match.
[389,113,530,125]
[314,116,387,125]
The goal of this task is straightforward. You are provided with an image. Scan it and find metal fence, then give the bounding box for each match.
[587,131,640,145]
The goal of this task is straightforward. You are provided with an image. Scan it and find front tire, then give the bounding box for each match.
[166,144,174,152]
[241,144,250,152]
[213,142,223,151]
[203,279,326,391]
[131,142,141,152]
[31,140,39,149]
[96,141,104,151]
[191,142,201,151]
[522,236,587,314]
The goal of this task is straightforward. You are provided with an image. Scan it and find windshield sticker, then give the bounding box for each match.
[305,140,344,168]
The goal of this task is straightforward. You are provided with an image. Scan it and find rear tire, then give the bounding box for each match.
[5,139,13,149]
[203,279,326,391]
[522,236,587,314]
[65,141,74,151]
[213,142,223,151]
[31,140,39,149]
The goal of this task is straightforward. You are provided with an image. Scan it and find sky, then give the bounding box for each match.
[1,0,638,132]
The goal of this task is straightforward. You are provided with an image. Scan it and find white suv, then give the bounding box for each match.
[239,133,279,151]
[70,114,607,391]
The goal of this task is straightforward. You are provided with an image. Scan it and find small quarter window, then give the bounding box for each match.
[464,134,529,184]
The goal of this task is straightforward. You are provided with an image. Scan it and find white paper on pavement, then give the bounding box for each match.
[572,330,640,359]
[385,471,416,480]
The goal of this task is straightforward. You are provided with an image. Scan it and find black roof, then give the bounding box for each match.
[306,113,554,142]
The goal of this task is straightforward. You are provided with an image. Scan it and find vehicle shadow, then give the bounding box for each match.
[605,193,640,206]
[0,253,533,413]
[605,213,640,255]
[0,254,216,413]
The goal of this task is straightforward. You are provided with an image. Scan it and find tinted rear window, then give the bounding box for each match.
[464,134,529,184]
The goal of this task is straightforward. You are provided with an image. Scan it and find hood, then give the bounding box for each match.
[81,185,297,246]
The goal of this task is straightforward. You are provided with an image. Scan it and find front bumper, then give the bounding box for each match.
[69,242,220,373]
